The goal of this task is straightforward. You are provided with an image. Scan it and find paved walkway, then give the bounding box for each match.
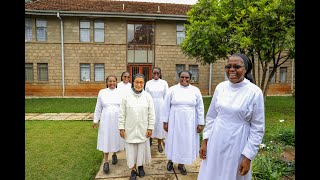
[25,113,202,180]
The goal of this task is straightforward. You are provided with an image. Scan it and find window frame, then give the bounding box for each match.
[279,67,287,83]
[94,63,105,82]
[94,20,105,43]
[189,65,199,83]
[36,18,47,42]
[80,63,91,82]
[175,64,185,82]
[25,18,32,42]
[25,63,34,82]
[176,23,186,45]
[80,20,91,42]
[37,63,48,81]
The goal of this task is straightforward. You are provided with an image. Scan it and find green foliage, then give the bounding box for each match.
[252,142,295,180]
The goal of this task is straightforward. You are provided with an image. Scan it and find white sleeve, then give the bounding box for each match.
[160,87,173,123]
[241,90,265,160]
[93,90,103,123]
[195,88,205,125]
[202,87,219,140]
[118,96,127,130]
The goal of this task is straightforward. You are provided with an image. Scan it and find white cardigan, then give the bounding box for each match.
[118,89,155,143]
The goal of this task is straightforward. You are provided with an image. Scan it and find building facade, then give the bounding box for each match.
[25,0,294,97]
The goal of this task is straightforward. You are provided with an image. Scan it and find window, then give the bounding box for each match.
[25,18,32,42]
[36,19,47,41]
[80,63,91,81]
[279,67,287,83]
[176,23,185,45]
[37,63,48,81]
[127,22,155,63]
[189,65,199,83]
[175,64,185,81]
[80,20,90,42]
[25,63,34,82]
[94,64,104,81]
[269,67,276,83]
[94,20,104,42]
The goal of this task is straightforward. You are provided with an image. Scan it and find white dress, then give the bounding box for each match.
[93,88,125,153]
[161,84,205,165]
[197,79,265,180]
[145,79,169,139]
[117,81,132,100]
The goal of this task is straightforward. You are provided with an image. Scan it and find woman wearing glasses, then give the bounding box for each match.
[161,70,205,176]
[117,71,131,92]
[118,73,155,180]
[145,67,169,153]
[197,53,265,180]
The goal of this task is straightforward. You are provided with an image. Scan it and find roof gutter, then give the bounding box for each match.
[25,9,188,21]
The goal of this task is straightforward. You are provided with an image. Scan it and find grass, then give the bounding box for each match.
[25,96,295,179]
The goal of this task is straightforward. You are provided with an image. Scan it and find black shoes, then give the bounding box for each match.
[158,144,163,153]
[129,170,138,180]
[103,162,110,174]
[150,138,152,146]
[138,166,145,177]
[178,164,187,175]
[112,154,118,165]
[167,160,173,171]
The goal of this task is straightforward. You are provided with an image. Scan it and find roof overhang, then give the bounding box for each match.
[25,9,188,21]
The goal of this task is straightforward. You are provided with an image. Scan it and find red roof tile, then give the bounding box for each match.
[25,0,192,15]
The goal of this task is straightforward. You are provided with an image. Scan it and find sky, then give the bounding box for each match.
[114,0,198,5]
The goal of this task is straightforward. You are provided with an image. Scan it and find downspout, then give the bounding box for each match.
[208,63,212,96]
[57,12,65,97]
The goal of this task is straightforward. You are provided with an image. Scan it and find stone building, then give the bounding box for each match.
[25,0,294,97]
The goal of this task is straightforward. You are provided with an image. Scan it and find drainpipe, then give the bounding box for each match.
[57,12,65,97]
[208,63,212,96]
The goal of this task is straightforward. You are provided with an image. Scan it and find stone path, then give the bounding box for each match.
[25,113,202,180]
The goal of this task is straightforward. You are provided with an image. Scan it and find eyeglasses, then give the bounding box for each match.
[134,81,144,84]
[180,76,190,79]
[153,72,160,74]
[123,76,130,78]
[225,64,244,70]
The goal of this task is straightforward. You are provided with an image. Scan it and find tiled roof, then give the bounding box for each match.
[25,0,192,15]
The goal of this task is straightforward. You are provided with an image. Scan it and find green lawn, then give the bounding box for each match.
[25,96,295,179]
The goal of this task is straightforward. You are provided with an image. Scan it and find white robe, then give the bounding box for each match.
[93,88,125,153]
[198,79,265,180]
[145,79,169,139]
[161,84,205,165]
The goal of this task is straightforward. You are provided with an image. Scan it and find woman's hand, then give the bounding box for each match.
[146,129,152,138]
[93,123,98,129]
[120,129,126,139]
[163,122,168,132]
[238,155,251,176]
[199,139,208,159]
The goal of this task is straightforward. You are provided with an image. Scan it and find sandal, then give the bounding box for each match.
[167,160,173,171]
[158,144,163,153]
[112,154,118,165]
[178,164,187,175]
[103,162,110,174]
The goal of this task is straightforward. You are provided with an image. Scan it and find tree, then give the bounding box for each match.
[181,0,295,99]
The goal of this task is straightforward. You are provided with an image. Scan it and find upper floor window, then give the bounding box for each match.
[80,63,91,81]
[269,67,276,83]
[94,64,104,81]
[25,63,34,82]
[127,22,155,63]
[37,63,48,81]
[36,19,47,41]
[25,18,32,42]
[176,23,185,45]
[189,65,199,83]
[279,67,287,83]
[175,64,185,82]
[80,20,90,42]
[94,20,104,42]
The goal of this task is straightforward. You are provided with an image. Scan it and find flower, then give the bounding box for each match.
[259,144,266,149]
[279,119,285,122]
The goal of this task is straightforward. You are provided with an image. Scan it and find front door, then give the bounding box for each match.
[129,64,152,82]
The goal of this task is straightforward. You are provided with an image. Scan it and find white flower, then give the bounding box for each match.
[259,144,266,149]
[279,119,285,122]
